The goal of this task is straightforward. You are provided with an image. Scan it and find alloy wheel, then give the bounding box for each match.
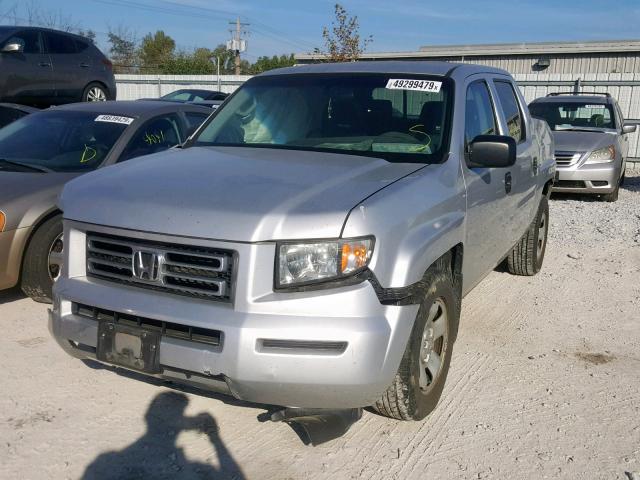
[87,87,107,101]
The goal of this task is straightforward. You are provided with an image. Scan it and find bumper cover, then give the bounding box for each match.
[50,275,418,408]
[0,227,30,290]
[553,163,621,194]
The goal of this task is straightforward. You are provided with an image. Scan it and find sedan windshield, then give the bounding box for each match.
[529,102,616,131]
[193,74,452,163]
[0,111,130,172]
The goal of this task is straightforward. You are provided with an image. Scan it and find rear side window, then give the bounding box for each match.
[119,114,182,162]
[4,30,42,54]
[494,81,525,142]
[185,112,209,130]
[75,39,90,52]
[46,32,77,54]
[465,81,497,145]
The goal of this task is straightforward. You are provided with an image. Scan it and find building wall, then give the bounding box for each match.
[441,53,640,74]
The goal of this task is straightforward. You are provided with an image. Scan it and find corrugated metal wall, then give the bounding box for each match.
[115,73,640,159]
[513,73,640,159]
[440,54,640,74]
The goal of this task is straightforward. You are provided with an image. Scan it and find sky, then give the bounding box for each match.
[1,0,639,60]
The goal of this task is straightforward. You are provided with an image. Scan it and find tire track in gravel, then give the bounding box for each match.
[396,353,493,479]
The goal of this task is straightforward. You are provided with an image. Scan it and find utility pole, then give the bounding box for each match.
[227,16,249,75]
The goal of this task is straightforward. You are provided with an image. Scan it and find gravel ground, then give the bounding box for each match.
[1,169,639,480]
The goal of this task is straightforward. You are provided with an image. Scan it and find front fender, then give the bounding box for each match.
[342,162,466,289]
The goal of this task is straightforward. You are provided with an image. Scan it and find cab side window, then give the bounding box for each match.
[4,30,42,54]
[119,114,182,162]
[494,81,525,142]
[465,81,497,146]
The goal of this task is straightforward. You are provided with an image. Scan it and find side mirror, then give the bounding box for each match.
[1,42,24,54]
[468,135,517,168]
[622,123,637,134]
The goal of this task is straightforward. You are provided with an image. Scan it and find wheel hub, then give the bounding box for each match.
[418,298,448,392]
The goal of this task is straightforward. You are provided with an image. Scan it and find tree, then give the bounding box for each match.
[77,29,96,43]
[314,3,372,62]
[162,48,214,75]
[108,27,139,73]
[250,54,295,74]
[139,30,175,73]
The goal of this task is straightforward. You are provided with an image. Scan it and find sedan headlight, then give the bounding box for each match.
[277,237,374,288]
[0,211,5,232]
[585,145,616,164]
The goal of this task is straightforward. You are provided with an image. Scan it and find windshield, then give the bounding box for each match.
[0,111,130,172]
[192,74,452,163]
[529,101,616,131]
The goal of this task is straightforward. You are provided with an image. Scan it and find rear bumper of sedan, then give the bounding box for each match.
[0,227,30,290]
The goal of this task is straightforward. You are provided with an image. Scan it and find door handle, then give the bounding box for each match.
[532,156,539,175]
[38,62,50,67]
[79,63,90,68]
[505,172,512,194]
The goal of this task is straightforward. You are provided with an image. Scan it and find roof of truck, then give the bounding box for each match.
[259,61,510,79]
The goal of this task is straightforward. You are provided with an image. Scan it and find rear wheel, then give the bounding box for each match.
[507,196,549,276]
[373,259,459,421]
[83,82,108,102]
[21,215,63,303]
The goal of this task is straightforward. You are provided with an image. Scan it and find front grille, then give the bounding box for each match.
[86,233,234,302]
[74,303,222,347]
[555,151,581,167]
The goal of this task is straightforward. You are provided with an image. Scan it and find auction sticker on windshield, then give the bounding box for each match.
[95,115,135,125]
[386,79,442,93]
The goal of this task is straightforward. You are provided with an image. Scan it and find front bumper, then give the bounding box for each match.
[49,223,418,408]
[0,227,30,290]
[553,162,621,194]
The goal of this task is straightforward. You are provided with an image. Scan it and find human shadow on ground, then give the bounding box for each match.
[82,391,246,480]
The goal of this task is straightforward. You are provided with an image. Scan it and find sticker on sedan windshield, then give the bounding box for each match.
[95,115,134,125]
[385,79,442,93]
[584,105,605,109]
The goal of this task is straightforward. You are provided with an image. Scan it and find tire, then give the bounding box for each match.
[21,215,63,303]
[601,183,620,203]
[82,82,108,102]
[373,257,460,421]
[507,196,549,276]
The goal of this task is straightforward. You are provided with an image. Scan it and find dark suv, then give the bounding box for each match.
[0,26,116,107]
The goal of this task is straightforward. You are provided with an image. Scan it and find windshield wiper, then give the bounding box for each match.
[0,159,51,173]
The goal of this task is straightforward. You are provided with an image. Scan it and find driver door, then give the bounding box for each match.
[0,29,53,105]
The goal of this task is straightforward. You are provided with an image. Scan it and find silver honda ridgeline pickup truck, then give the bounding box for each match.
[50,62,554,421]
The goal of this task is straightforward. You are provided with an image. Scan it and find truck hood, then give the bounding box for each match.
[552,130,617,153]
[60,146,423,242]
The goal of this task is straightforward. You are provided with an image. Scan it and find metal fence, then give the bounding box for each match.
[115,72,640,160]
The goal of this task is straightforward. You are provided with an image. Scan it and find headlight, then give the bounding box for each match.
[0,211,5,232]
[277,237,374,288]
[585,145,616,164]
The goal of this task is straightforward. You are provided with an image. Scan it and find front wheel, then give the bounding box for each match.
[507,196,549,276]
[601,183,620,203]
[373,259,460,421]
[21,215,63,303]
[82,82,108,102]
